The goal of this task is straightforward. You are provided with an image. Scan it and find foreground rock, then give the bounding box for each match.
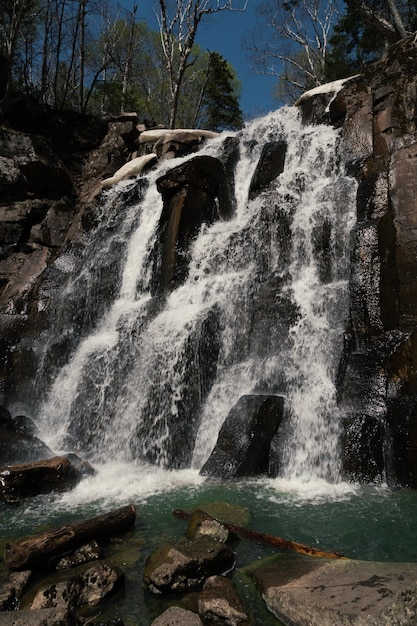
[247,554,417,626]
[0,571,31,610]
[151,606,203,626]
[31,560,124,609]
[198,575,250,625]
[0,505,136,625]
[144,535,235,595]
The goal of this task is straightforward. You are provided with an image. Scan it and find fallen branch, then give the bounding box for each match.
[173,509,344,559]
[5,504,136,571]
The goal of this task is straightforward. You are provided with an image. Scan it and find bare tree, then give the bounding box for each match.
[156,0,247,128]
[245,0,339,103]
[0,0,38,99]
[120,3,138,113]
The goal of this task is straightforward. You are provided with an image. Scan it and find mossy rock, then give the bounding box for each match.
[195,501,250,526]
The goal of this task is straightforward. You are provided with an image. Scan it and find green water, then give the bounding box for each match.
[1,471,417,625]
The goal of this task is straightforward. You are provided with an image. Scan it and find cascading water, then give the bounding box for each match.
[36,106,356,486]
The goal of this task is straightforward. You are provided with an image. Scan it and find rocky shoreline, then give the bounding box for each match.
[2,485,417,626]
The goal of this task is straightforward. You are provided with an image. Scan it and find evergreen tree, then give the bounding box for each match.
[326,0,417,80]
[202,52,243,131]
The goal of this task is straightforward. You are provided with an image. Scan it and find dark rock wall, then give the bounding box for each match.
[299,36,417,485]
[0,105,149,405]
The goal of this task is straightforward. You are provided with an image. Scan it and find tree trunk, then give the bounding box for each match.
[5,504,136,571]
[386,0,408,39]
[0,456,92,504]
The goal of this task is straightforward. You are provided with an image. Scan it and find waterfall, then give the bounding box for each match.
[36,106,356,483]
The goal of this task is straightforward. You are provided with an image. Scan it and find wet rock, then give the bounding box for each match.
[186,510,230,544]
[0,427,53,470]
[155,155,233,292]
[249,272,299,358]
[340,414,384,483]
[129,305,221,470]
[79,561,124,606]
[197,576,249,626]
[144,536,235,595]
[385,395,417,487]
[0,570,31,610]
[248,140,287,198]
[323,36,417,486]
[200,395,285,478]
[56,541,102,571]
[151,606,203,626]
[30,561,124,612]
[31,580,81,611]
[0,405,54,467]
[0,244,51,314]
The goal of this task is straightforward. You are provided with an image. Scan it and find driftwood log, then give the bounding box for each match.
[173,509,344,559]
[0,455,94,504]
[5,504,136,571]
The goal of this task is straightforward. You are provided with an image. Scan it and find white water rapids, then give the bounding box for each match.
[36,106,357,493]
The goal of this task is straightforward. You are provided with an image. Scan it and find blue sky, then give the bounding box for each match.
[132,1,278,120]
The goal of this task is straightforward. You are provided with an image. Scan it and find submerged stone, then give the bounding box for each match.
[186,510,230,543]
[195,502,250,527]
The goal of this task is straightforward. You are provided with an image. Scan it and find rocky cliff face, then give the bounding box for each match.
[2,37,417,486]
[298,36,417,486]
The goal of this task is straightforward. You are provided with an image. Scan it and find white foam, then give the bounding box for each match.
[266,476,360,504]
[53,463,205,512]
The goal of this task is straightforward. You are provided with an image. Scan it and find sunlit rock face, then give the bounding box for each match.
[299,36,417,486]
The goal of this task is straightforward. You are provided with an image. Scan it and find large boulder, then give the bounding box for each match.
[246,554,417,626]
[200,395,285,478]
